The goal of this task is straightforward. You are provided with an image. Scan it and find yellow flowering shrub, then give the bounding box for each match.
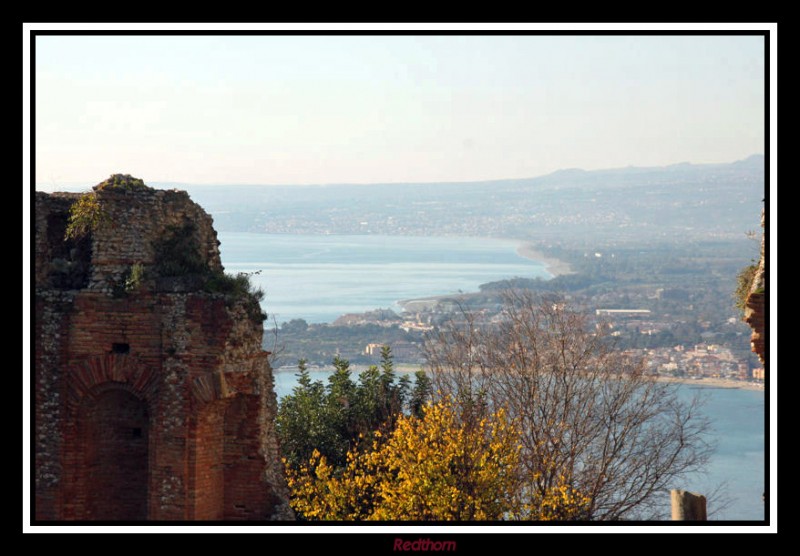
[286,441,384,520]
[285,397,590,521]
[64,192,108,240]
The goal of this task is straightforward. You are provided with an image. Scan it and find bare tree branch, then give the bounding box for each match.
[424,290,714,520]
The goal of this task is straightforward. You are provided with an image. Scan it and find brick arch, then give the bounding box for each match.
[65,353,159,408]
[58,355,158,520]
[81,387,150,520]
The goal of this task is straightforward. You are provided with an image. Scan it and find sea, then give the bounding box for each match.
[218,232,767,521]
[218,232,551,324]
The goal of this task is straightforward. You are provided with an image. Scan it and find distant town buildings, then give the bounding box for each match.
[365,341,421,361]
[623,343,763,382]
[399,321,434,333]
[596,309,652,316]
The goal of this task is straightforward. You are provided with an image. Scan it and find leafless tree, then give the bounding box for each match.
[423,290,714,520]
[265,314,286,368]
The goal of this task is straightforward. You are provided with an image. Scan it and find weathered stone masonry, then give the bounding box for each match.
[743,210,766,367]
[34,176,292,520]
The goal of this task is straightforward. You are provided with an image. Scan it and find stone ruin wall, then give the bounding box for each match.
[743,210,766,367]
[34,177,292,521]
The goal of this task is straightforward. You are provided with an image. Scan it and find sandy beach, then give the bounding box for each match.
[516,242,574,277]
[396,240,574,312]
[294,364,764,392]
[654,375,765,391]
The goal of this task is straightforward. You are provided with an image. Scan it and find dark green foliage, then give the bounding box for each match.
[152,222,207,277]
[205,271,264,301]
[277,347,429,471]
[408,370,431,419]
[351,347,407,442]
[324,356,359,465]
[151,221,265,321]
[206,271,266,322]
[149,222,265,321]
[49,208,93,289]
[278,358,332,470]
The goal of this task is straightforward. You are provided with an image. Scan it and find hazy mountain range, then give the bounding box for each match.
[39,155,766,245]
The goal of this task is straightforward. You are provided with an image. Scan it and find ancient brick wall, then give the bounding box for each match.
[83,388,150,520]
[34,175,292,521]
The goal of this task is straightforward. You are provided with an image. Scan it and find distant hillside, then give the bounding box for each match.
[40,156,765,244]
[196,156,765,243]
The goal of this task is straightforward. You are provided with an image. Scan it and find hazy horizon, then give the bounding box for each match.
[33,152,765,191]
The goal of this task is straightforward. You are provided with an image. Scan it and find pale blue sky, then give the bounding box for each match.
[34,34,765,187]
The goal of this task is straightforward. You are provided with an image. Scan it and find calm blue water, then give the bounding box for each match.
[218,233,766,521]
[671,385,765,521]
[218,233,550,324]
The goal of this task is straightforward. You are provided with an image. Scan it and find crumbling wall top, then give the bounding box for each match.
[36,174,223,293]
[92,174,149,192]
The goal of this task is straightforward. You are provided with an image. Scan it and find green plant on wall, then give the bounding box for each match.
[94,173,147,191]
[735,210,765,315]
[152,222,266,321]
[64,193,109,241]
[206,270,267,322]
[125,263,145,292]
[152,222,207,277]
[111,263,147,299]
[733,263,758,313]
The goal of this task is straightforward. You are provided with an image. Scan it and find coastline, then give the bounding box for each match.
[277,364,764,393]
[398,240,574,312]
[654,375,764,392]
[515,242,574,277]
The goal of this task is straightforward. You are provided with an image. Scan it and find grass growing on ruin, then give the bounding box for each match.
[205,271,264,300]
[734,263,758,313]
[94,173,148,191]
[206,271,267,322]
[152,222,208,277]
[151,220,266,321]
